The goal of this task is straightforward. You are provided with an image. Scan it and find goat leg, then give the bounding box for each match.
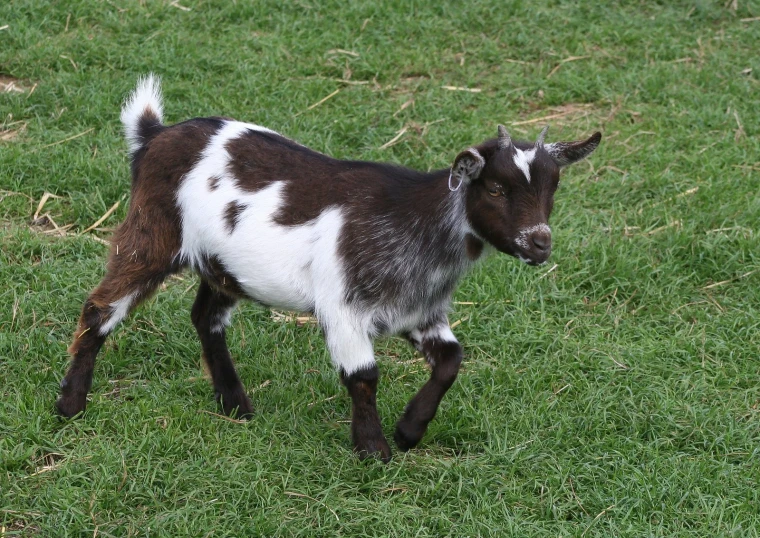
[395,337,463,451]
[191,280,252,419]
[342,365,392,463]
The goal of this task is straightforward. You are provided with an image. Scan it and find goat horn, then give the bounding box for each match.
[535,125,549,148]
[497,124,512,150]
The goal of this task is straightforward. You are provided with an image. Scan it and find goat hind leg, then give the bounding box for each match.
[191,280,251,418]
[394,322,463,451]
[57,268,170,418]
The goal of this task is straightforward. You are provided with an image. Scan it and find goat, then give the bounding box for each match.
[57,75,601,462]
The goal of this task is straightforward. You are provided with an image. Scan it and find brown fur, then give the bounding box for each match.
[226,130,355,227]
[223,200,247,233]
[208,175,222,191]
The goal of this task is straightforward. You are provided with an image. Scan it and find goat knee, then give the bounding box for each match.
[429,342,463,388]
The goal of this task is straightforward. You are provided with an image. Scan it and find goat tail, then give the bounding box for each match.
[120,74,164,158]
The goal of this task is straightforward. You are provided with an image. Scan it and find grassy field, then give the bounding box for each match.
[2,0,760,536]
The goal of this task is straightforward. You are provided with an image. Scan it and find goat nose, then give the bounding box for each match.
[531,233,551,252]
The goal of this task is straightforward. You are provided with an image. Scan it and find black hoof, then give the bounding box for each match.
[393,421,424,452]
[55,394,87,419]
[215,388,254,420]
[355,437,393,463]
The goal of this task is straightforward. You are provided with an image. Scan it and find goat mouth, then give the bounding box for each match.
[513,248,551,266]
[517,255,546,266]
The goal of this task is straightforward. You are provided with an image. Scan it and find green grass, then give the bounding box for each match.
[2,0,760,536]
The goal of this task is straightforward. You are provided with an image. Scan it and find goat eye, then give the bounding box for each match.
[487,186,502,197]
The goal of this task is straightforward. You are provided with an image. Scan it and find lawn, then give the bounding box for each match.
[1,0,759,536]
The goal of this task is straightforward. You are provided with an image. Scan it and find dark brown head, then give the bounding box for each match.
[451,125,601,265]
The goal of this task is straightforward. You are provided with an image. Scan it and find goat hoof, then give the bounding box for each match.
[355,437,392,464]
[55,395,87,419]
[215,388,254,420]
[224,403,254,420]
[393,421,424,451]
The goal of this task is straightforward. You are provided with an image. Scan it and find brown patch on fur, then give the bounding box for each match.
[208,175,222,191]
[225,133,280,194]
[225,129,353,226]
[224,201,247,233]
[465,233,484,261]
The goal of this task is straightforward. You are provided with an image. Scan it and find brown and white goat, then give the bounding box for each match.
[58,75,601,461]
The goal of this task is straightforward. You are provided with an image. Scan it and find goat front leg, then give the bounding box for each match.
[327,325,391,462]
[394,322,463,451]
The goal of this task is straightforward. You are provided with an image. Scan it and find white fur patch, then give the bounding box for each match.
[99,291,138,335]
[322,309,376,376]
[177,123,335,311]
[513,147,536,183]
[121,74,164,156]
[210,306,235,334]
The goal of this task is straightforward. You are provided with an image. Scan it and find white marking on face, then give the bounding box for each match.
[99,291,138,335]
[513,147,537,183]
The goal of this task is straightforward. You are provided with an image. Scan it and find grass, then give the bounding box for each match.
[1,0,760,536]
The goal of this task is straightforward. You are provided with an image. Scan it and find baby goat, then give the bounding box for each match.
[58,76,601,461]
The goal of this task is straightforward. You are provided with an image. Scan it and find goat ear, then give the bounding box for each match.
[545,132,602,167]
[451,147,486,186]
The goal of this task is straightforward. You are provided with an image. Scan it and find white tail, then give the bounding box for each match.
[120,74,163,156]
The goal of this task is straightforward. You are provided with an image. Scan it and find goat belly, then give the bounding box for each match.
[177,174,345,312]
